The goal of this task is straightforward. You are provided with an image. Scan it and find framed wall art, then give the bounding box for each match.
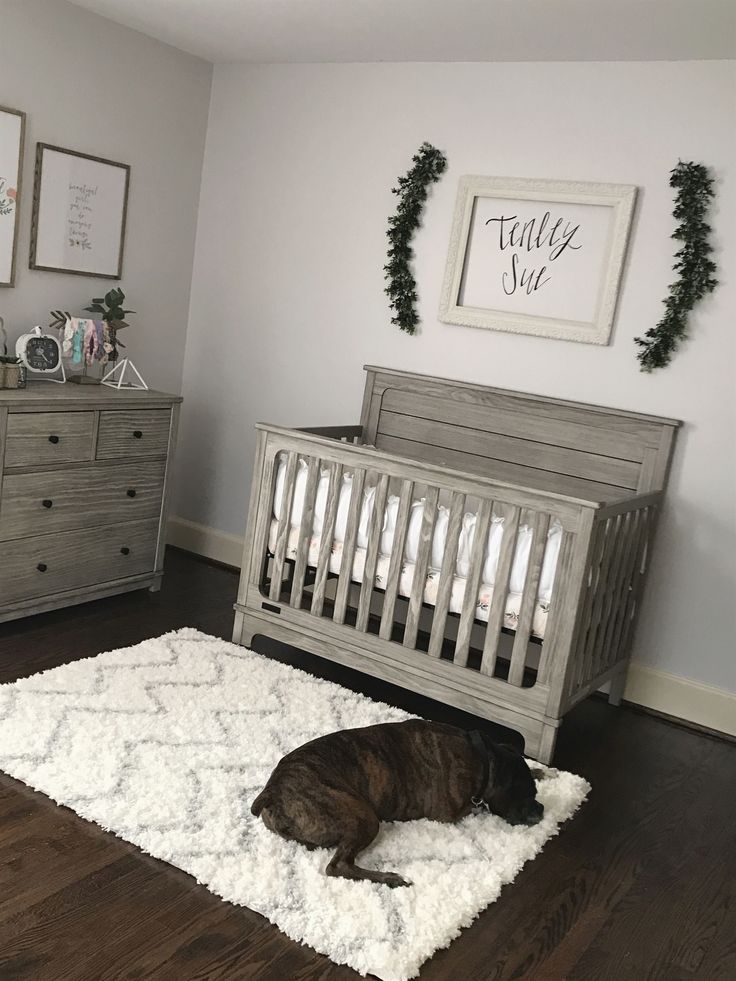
[439,175,637,345]
[30,143,130,279]
[0,105,26,287]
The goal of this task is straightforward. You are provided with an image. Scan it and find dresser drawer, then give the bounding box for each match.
[0,519,159,606]
[0,460,166,541]
[4,411,95,467]
[96,409,171,460]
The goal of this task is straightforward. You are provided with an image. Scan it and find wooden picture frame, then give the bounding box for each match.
[29,143,130,279]
[0,105,26,288]
[439,175,637,345]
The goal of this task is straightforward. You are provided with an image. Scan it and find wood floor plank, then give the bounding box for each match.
[0,547,733,980]
[564,739,736,981]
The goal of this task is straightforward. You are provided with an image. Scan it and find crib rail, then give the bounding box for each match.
[238,424,597,700]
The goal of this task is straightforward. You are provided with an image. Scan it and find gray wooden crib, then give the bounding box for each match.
[232,366,680,762]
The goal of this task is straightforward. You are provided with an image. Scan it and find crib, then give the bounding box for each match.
[232,367,680,762]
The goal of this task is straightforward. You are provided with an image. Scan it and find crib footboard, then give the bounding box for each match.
[233,424,619,761]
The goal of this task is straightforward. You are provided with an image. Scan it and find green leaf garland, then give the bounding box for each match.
[635,161,718,372]
[384,142,447,334]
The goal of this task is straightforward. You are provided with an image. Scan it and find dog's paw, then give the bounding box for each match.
[382,872,411,888]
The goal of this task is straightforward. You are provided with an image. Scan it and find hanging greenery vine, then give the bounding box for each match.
[635,161,718,372]
[384,142,447,334]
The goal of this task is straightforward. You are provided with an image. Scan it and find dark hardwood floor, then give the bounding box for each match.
[0,547,734,981]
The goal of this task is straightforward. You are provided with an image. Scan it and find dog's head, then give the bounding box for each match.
[480,739,544,827]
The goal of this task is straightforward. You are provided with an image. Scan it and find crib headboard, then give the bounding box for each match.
[359,366,680,504]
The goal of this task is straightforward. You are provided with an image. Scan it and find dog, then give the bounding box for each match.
[251,719,544,887]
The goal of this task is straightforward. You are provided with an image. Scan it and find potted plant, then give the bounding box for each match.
[85,288,135,366]
[50,289,136,384]
[0,318,24,389]
[0,355,25,389]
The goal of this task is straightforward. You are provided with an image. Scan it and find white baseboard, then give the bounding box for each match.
[167,515,244,568]
[623,662,735,737]
[167,515,736,739]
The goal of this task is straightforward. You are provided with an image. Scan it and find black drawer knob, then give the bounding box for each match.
[48,435,60,444]
[42,499,53,509]
[120,547,130,555]
[126,488,137,498]
[133,430,143,439]
[37,563,48,572]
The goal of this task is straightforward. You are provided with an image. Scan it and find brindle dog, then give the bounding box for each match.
[251,719,544,887]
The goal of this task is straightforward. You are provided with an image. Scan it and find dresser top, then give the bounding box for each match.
[0,382,181,410]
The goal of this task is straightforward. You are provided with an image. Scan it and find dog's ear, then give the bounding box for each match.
[496,741,523,756]
[529,766,545,781]
[488,741,526,788]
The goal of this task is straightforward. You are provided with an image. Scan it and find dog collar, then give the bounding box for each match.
[468,730,490,810]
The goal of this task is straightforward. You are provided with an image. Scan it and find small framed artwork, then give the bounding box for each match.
[30,143,130,279]
[439,175,637,345]
[0,105,26,287]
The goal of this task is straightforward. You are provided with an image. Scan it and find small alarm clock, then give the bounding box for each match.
[15,326,66,383]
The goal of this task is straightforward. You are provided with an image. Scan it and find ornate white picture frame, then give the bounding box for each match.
[439,175,637,345]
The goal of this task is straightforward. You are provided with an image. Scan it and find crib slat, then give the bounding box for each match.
[404,486,440,649]
[585,514,623,676]
[535,528,574,684]
[587,514,625,675]
[247,444,278,592]
[508,511,551,686]
[269,451,298,601]
[480,503,521,676]
[355,472,390,632]
[605,508,644,662]
[333,468,366,624]
[603,508,639,654]
[595,509,635,672]
[618,507,654,658]
[571,518,607,691]
[310,462,342,616]
[428,492,466,658]
[379,480,414,641]
[290,457,321,609]
[454,498,493,668]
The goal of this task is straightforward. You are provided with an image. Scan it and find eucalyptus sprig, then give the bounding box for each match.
[635,161,718,372]
[384,142,447,334]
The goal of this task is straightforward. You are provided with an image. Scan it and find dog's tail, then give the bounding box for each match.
[250,787,271,817]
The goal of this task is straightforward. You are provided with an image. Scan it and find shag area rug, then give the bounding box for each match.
[0,628,589,980]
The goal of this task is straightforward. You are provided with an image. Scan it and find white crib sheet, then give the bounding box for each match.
[271,456,559,639]
[267,519,550,639]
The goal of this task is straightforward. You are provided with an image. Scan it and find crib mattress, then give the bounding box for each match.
[268,519,551,640]
[269,456,564,640]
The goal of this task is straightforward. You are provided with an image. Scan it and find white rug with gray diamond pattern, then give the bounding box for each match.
[0,628,589,981]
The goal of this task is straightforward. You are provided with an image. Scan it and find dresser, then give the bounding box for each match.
[0,384,181,623]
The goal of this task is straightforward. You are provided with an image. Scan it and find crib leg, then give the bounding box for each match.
[233,609,260,648]
[524,720,559,765]
[608,664,628,707]
[537,722,559,765]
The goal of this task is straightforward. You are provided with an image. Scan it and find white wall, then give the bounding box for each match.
[0,0,212,393]
[176,61,735,695]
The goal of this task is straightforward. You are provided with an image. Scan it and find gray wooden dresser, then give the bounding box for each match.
[0,384,181,623]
